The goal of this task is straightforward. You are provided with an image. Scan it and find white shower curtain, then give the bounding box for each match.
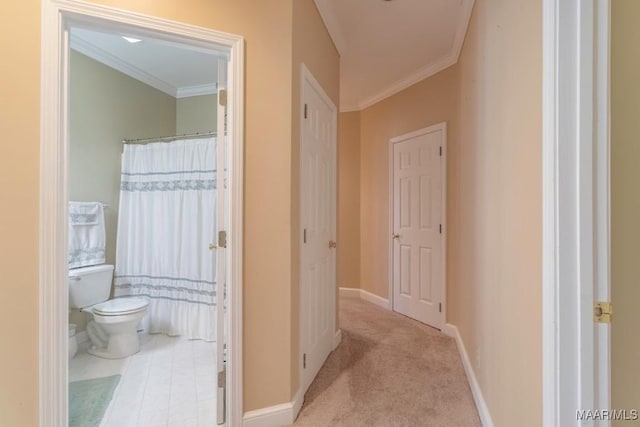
[114,137,217,342]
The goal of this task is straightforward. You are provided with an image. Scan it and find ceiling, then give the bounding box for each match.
[314,0,475,111]
[70,28,225,98]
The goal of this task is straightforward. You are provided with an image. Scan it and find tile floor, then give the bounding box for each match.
[69,333,217,427]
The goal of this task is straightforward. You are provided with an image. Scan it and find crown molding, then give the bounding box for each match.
[70,34,218,99]
[339,104,361,113]
[70,34,178,97]
[354,52,458,112]
[176,83,217,98]
[313,0,347,55]
[453,0,475,64]
[338,0,475,112]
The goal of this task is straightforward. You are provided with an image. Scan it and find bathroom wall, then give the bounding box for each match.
[611,0,640,419]
[176,94,218,135]
[69,50,177,330]
[69,50,177,264]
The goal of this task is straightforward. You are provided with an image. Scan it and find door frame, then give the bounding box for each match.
[542,0,610,425]
[298,63,338,395]
[387,122,447,330]
[39,1,245,425]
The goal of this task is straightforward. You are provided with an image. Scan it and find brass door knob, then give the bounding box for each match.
[392,233,400,239]
[329,240,337,249]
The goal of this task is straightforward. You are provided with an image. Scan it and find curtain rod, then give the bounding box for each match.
[122,131,218,145]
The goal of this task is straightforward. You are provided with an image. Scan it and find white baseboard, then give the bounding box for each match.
[243,387,304,427]
[333,329,342,349]
[447,324,494,427]
[441,323,457,338]
[359,289,390,310]
[338,287,361,298]
[339,287,391,310]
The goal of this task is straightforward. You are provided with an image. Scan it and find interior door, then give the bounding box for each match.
[391,125,445,329]
[215,57,228,425]
[300,66,337,393]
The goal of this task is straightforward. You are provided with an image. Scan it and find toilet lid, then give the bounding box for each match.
[93,297,148,316]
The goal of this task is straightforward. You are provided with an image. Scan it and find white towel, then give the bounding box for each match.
[68,201,106,268]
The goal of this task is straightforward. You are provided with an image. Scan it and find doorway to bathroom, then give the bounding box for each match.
[40,2,244,426]
[67,26,226,426]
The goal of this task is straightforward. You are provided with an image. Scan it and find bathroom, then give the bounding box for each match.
[66,26,226,427]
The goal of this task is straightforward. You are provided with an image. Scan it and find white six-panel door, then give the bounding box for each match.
[300,65,337,394]
[391,124,445,329]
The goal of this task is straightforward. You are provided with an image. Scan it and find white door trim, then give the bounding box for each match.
[298,62,338,396]
[387,122,447,329]
[39,1,244,425]
[542,0,610,425]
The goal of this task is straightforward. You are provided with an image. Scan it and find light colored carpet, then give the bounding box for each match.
[294,297,481,427]
[69,374,120,427]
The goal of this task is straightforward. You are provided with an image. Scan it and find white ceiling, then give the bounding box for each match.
[70,28,225,98]
[314,0,474,111]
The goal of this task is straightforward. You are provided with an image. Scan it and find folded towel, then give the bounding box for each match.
[69,202,101,225]
[69,202,106,268]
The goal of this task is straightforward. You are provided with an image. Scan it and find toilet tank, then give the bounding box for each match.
[68,264,114,309]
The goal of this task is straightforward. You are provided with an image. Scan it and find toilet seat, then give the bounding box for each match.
[92,297,148,316]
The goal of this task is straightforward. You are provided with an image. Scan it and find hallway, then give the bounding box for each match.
[294,296,481,426]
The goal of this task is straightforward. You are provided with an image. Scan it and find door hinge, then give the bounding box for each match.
[440,146,443,156]
[594,301,613,323]
[304,103,308,119]
[217,367,226,388]
[439,224,442,234]
[439,303,442,313]
[218,230,227,249]
[303,228,307,244]
[218,89,228,107]
[217,365,227,425]
[303,353,307,369]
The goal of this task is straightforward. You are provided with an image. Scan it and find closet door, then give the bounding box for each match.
[300,65,337,394]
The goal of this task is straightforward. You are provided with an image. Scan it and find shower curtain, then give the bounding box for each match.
[114,137,217,342]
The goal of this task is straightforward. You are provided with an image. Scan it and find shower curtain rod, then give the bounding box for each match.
[122,131,219,145]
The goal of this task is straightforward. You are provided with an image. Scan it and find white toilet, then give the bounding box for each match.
[68,264,148,359]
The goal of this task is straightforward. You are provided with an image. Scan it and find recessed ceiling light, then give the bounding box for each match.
[122,36,142,44]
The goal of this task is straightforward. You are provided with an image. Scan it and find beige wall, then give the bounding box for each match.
[354,0,543,425]
[0,0,40,424]
[68,51,177,331]
[291,0,340,398]
[611,0,640,418]
[337,112,361,289]
[176,94,217,135]
[359,66,459,299]
[454,1,542,424]
[0,0,315,422]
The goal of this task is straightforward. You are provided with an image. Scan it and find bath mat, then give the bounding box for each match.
[69,375,121,427]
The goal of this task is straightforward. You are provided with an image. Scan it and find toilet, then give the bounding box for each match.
[68,264,148,359]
